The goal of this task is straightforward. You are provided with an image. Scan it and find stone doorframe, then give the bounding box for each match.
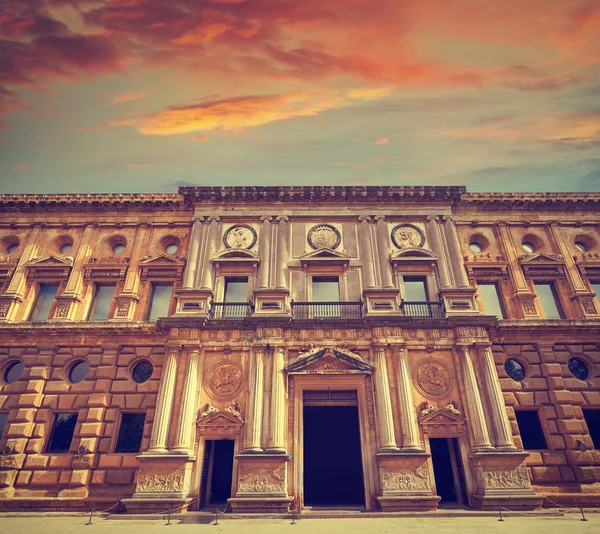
[289,374,378,510]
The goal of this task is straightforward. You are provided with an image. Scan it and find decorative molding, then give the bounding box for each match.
[418,402,466,436]
[286,346,374,374]
[414,359,452,399]
[298,247,351,266]
[139,254,185,282]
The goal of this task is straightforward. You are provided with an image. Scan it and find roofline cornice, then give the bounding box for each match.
[460,192,600,209]
[0,193,185,210]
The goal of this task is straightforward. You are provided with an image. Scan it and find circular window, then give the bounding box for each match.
[504,359,525,381]
[4,361,24,384]
[575,242,587,253]
[112,243,125,255]
[568,357,589,381]
[7,243,19,254]
[469,242,483,253]
[69,361,90,384]
[165,243,178,255]
[60,243,72,254]
[522,242,536,253]
[132,360,154,384]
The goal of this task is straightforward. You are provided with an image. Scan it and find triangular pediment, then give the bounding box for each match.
[299,248,351,265]
[519,253,564,264]
[213,248,260,264]
[140,254,185,266]
[419,406,465,425]
[28,255,73,266]
[286,346,374,374]
[197,406,244,426]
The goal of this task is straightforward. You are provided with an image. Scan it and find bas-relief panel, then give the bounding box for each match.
[136,471,185,493]
[482,466,531,490]
[380,466,430,492]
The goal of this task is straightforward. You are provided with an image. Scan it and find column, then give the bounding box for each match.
[358,216,376,289]
[394,345,423,450]
[148,346,180,453]
[477,344,516,450]
[496,222,529,292]
[267,347,286,453]
[275,216,289,290]
[198,216,220,290]
[375,216,394,288]
[373,345,399,451]
[442,216,470,288]
[62,223,97,297]
[426,216,451,289]
[3,224,43,299]
[172,347,202,453]
[121,222,150,295]
[257,216,273,289]
[182,217,204,289]
[456,345,493,451]
[244,346,265,452]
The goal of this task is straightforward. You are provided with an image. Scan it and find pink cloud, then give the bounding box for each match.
[112,90,150,104]
[5,163,29,169]
[376,136,389,145]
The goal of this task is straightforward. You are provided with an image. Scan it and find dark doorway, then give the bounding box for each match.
[303,405,365,506]
[430,438,467,507]
[199,439,235,508]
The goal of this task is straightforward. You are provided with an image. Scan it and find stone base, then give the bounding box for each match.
[228,496,293,513]
[377,494,440,511]
[471,493,545,511]
[121,497,192,514]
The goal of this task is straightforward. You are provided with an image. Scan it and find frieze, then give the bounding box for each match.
[381,466,430,492]
[136,472,184,493]
[482,466,530,489]
[206,361,244,400]
[415,360,452,399]
[405,329,452,340]
[391,224,425,249]
[454,326,488,339]
[238,467,285,494]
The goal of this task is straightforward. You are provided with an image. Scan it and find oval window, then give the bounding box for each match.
[60,243,73,254]
[69,361,90,384]
[165,243,178,255]
[132,360,154,384]
[568,357,589,381]
[504,359,525,381]
[574,242,587,253]
[469,242,483,253]
[113,243,125,254]
[4,361,24,384]
[522,242,536,253]
[7,243,18,254]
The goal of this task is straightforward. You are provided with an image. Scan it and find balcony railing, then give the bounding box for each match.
[400,300,446,319]
[291,301,363,320]
[209,301,254,319]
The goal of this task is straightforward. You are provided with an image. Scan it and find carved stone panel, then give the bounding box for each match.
[482,466,531,490]
[237,467,286,495]
[381,466,430,492]
[206,361,244,400]
[414,360,452,399]
[391,224,425,249]
[223,224,257,249]
[136,471,185,493]
[307,224,341,250]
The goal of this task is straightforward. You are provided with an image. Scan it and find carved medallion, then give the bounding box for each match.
[223,224,257,250]
[391,224,425,249]
[206,361,243,400]
[415,360,452,399]
[307,224,341,250]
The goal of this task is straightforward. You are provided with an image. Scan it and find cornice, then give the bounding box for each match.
[460,192,600,210]
[0,321,163,337]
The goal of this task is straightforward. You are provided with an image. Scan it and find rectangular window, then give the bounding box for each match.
[592,283,600,304]
[583,409,600,449]
[147,284,173,320]
[0,413,8,439]
[47,413,78,454]
[31,284,59,321]
[534,282,563,319]
[403,277,428,302]
[115,413,146,453]
[477,282,506,319]
[224,277,249,302]
[515,410,547,450]
[312,277,340,302]
[89,284,116,321]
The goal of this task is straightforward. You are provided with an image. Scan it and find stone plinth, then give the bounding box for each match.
[375,452,440,511]
[173,288,212,317]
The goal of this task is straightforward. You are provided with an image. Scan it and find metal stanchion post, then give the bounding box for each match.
[498,506,504,522]
[86,508,95,525]
[166,508,172,526]
[580,507,588,522]
[291,507,296,525]
[214,508,219,525]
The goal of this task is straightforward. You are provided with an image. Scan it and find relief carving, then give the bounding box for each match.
[54,302,70,318]
[0,303,9,318]
[522,299,536,315]
[415,360,452,398]
[238,467,285,494]
[116,302,130,317]
[391,224,425,249]
[381,466,430,492]
[483,466,530,489]
[137,472,184,493]
[206,361,243,399]
[582,300,596,315]
[307,224,341,250]
[223,224,257,249]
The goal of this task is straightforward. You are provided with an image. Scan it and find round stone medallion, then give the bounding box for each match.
[415,360,452,399]
[308,224,341,250]
[391,224,425,249]
[223,224,257,250]
[206,361,243,399]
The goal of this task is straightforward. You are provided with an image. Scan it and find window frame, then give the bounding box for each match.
[46,412,79,454]
[88,283,117,321]
[401,275,430,303]
[113,411,147,454]
[310,275,341,303]
[29,283,60,322]
[146,282,174,320]
[514,409,548,450]
[533,280,565,319]
[476,280,507,319]
[0,412,9,442]
[582,409,600,450]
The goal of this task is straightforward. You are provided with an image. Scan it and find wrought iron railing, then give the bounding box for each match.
[400,300,445,318]
[291,301,363,320]
[209,302,254,319]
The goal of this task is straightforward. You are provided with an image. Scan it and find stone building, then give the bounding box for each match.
[0,186,598,513]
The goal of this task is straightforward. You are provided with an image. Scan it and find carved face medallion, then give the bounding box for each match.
[308,224,341,250]
[391,224,425,249]
[223,224,257,249]
[415,360,452,398]
[207,361,243,399]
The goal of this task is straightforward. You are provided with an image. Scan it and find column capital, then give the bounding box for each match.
[374,215,386,222]
[358,215,372,222]
[260,215,274,222]
[164,343,184,353]
[207,215,221,222]
[390,343,407,352]
[183,343,202,354]
[274,215,289,223]
[192,216,206,223]
[371,343,388,353]
[426,215,439,222]
[442,215,454,222]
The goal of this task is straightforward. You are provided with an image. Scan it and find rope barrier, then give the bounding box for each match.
[85,500,122,525]
[543,496,589,522]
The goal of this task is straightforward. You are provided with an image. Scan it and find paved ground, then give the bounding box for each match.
[0,514,597,534]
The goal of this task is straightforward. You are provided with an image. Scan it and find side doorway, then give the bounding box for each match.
[429,437,469,508]
[199,439,235,508]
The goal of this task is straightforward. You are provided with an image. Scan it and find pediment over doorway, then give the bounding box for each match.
[418,402,466,436]
[286,347,374,374]
[196,402,244,438]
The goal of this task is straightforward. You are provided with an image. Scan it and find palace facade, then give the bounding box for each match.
[0,186,598,513]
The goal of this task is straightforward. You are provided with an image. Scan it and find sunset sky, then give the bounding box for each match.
[1,0,599,193]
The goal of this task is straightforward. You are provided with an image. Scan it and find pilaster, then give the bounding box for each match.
[172,346,203,453]
[244,345,265,452]
[426,216,451,289]
[394,345,423,451]
[266,347,287,453]
[374,217,394,288]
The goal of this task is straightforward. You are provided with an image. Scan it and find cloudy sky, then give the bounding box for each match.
[1,0,599,193]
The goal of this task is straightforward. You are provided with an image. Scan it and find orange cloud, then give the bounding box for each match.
[112,90,150,104]
[376,136,390,145]
[5,163,28,169]
[113,87,392,136]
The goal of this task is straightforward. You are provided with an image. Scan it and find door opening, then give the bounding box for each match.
[429,437,468,507]
[199,439,235,508]
[303,404,365,507]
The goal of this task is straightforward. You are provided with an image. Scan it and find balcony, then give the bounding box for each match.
[209,301,254,320]
[291,301,363,320]
[400,300,446,319]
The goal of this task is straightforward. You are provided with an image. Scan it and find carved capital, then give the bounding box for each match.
[358,215,372,222]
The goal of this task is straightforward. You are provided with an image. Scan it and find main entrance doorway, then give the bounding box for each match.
[199,439,235,508]
[303,391,365,507]
[429,438,468,507]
